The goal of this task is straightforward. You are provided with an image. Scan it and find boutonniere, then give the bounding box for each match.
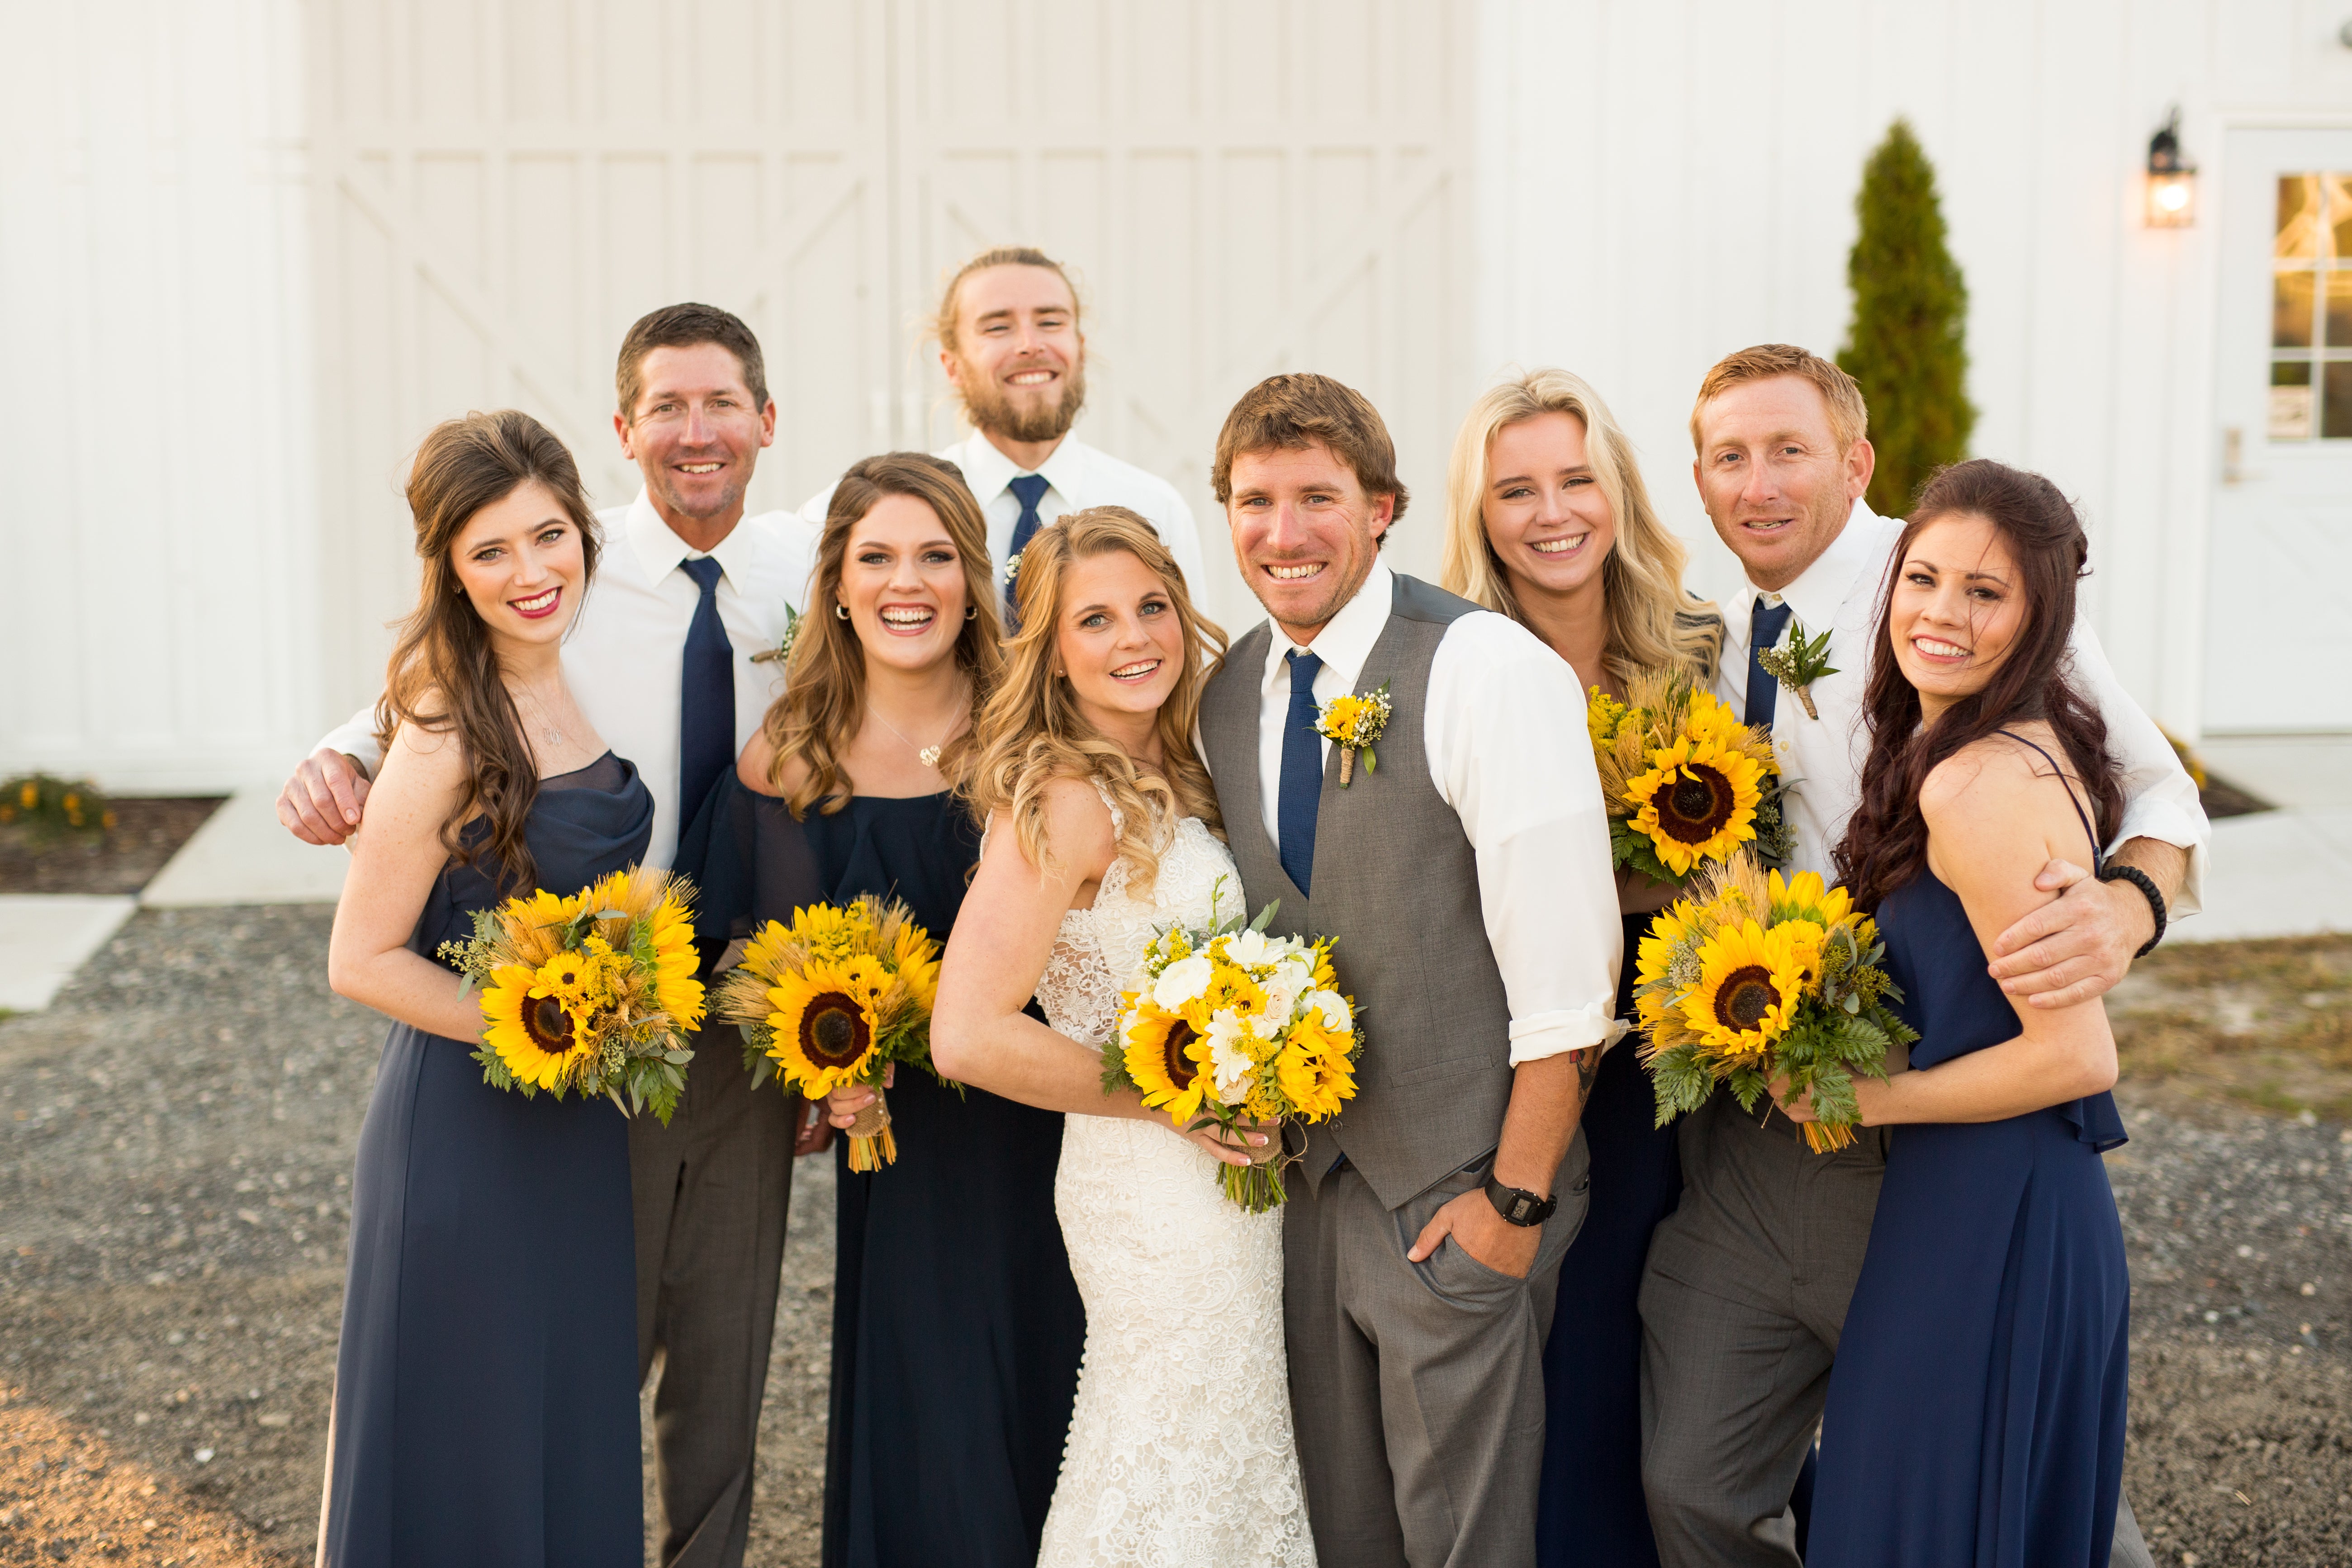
[1754,618,1837,721]
[1316,683,1392,786]
[750,602,803,669]
[1003,551,1024,588]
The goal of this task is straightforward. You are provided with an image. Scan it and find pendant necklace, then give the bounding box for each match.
[867,703,956,768]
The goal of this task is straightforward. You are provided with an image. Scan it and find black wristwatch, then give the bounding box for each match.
[2096,863,2167,958]
[1484,1174,1557,1227]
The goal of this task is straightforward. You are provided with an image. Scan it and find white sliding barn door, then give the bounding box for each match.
[308,0,894,716]
[307,0,1470,707]
[891,0,1473,626]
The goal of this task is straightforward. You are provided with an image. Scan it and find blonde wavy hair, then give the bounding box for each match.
[760,453,1004,817]
[963,507,1226,894]
[1440,368,1723,683]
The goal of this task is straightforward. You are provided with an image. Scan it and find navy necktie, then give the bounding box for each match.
[678,556,734,825]
[1745,595,1795,730]
[1279,649,1325,896]
[1003,473,1052,624]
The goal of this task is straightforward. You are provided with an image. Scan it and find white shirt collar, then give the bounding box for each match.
[623,487,766,589]
[1745,497,1899,627]
[948,428,1090,506]
[1260,558,1395,697]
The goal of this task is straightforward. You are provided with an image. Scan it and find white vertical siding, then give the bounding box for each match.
[0,0,318,789]
[1475,0,2351,738]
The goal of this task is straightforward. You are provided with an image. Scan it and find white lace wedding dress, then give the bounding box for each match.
[1030,799,1317,1568]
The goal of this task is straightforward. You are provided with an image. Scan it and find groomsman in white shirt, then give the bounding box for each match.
[276,305,816,1568]
[1637,343,2201,1568]
[800,244,1207,608]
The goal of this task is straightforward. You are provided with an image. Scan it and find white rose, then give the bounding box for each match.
[1305,989,1352,1032]
[1152,953,1214,1010]
[1261,958,1314,1023]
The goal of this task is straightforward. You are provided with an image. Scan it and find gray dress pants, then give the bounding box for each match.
[1638,1094,2153,1568]
[630,1034,798,1568]
[1283,1134,1587,1568]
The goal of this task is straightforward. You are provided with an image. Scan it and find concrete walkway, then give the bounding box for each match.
[0,895,138,1011]
[139,784,348,909]
[2181,735,2352,943]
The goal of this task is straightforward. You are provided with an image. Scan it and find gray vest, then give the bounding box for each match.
[1198,573,1513,1209]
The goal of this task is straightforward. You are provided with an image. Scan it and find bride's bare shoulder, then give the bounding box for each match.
[978,774,1118,879]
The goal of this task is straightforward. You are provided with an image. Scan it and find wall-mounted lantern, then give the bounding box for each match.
[2146,109,2196,227]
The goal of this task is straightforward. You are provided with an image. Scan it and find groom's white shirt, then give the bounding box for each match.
[315,490,818,870]
[1252,559,1623,1066]
[1707,500,2210,911]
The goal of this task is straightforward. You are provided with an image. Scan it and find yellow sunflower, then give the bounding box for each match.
[645,891,706,1030]
[482,962,595,1090]
[790,901,876,962]
[1275,1018,1353,1120]
[1767,869,1854,932]
[1624,734,1769,876]
[888,919,942,1012]
[533,948,595,1005]
[765,956,889,1095]
[1632,900,1703,1034]
[1678,920,1809,1057]
[1122,1000,1212,1122]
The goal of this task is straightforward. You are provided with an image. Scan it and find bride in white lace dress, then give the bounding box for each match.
[933,508,1316,1568]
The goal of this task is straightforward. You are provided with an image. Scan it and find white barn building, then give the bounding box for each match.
[4,0,2349,790]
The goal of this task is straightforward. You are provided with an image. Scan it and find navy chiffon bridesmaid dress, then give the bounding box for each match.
[1536,907,1682,1568]
[696,774,1086,1568]
[322,752,650,1568]
[1807,741,2130,1568]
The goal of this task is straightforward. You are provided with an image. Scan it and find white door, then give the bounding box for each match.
[308,0,896,718]
[2205,127,2352,733]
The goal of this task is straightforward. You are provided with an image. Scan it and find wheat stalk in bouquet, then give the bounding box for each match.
[712,895,944,1171]
[1632,851,1916,1152]
[1589,668,1791,882]
[438,867,705,1123]
[1103,883,1362,1213]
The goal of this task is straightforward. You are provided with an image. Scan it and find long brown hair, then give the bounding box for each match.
[375,409,602,892]
[1439,368,1723,682]
[760,453,1003,817]
[963,507,1225,893]
[1832,459,2123,910]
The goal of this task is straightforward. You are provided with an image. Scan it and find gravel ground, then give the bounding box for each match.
[1,907,2347,1566]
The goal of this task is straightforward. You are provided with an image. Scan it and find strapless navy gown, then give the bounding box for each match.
[696,777,1086,1568]
[1807,863,2130,1568]
[1537,909,1680,1568]
[321,754,650,1568]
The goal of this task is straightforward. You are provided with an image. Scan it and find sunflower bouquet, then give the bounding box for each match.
[1104,888,1361,1213]
[712,895,943,1172]
[437,867,705,1124]
[1633,852,1916,1152]
[1589,668,1788,885]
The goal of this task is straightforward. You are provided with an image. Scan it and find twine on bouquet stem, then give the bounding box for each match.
[844,1086,897,1172]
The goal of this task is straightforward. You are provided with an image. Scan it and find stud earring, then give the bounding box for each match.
[835,603,850,620]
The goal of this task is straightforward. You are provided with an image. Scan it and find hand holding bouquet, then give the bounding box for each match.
[438,867,704,1123]
[1633,852,1916,1152]
[1589,668,1787,883]
[1103,890,1361,1213]
[712,895,943,1171]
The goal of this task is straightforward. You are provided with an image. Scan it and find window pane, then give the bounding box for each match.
[2272,360,2314,440]
[2324,361,2352,440]
[2278,174,2323,259]
[2330,272,2352,349]
[2275,270,2316,346]
[2333,174,2352,260]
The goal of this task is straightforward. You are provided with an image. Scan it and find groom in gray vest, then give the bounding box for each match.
[1197,374,1626,1568]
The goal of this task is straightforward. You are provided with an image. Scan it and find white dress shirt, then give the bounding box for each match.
[1707,500,2210,912]
[798,428,1209,599]
[1251,560,1624,1065]
[318,490,820,871]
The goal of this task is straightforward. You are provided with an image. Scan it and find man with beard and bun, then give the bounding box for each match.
[1636,343,2206,1568]
[277,305,820,1568]
[800,246,1206,615]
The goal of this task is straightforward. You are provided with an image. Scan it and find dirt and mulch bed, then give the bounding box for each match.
[0,799,225,897]
[0,912,2347,1565]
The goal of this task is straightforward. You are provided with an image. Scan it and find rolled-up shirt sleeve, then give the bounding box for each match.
[1426,613,1626,1065]
[317,703,385,779]
[2067,625,2211,918]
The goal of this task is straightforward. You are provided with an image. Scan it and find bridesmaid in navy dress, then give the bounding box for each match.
[1438,369,1726,1567]
[320,411,644,1568]
[1780,460,2132,1568]
[721,453,1085,1568]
